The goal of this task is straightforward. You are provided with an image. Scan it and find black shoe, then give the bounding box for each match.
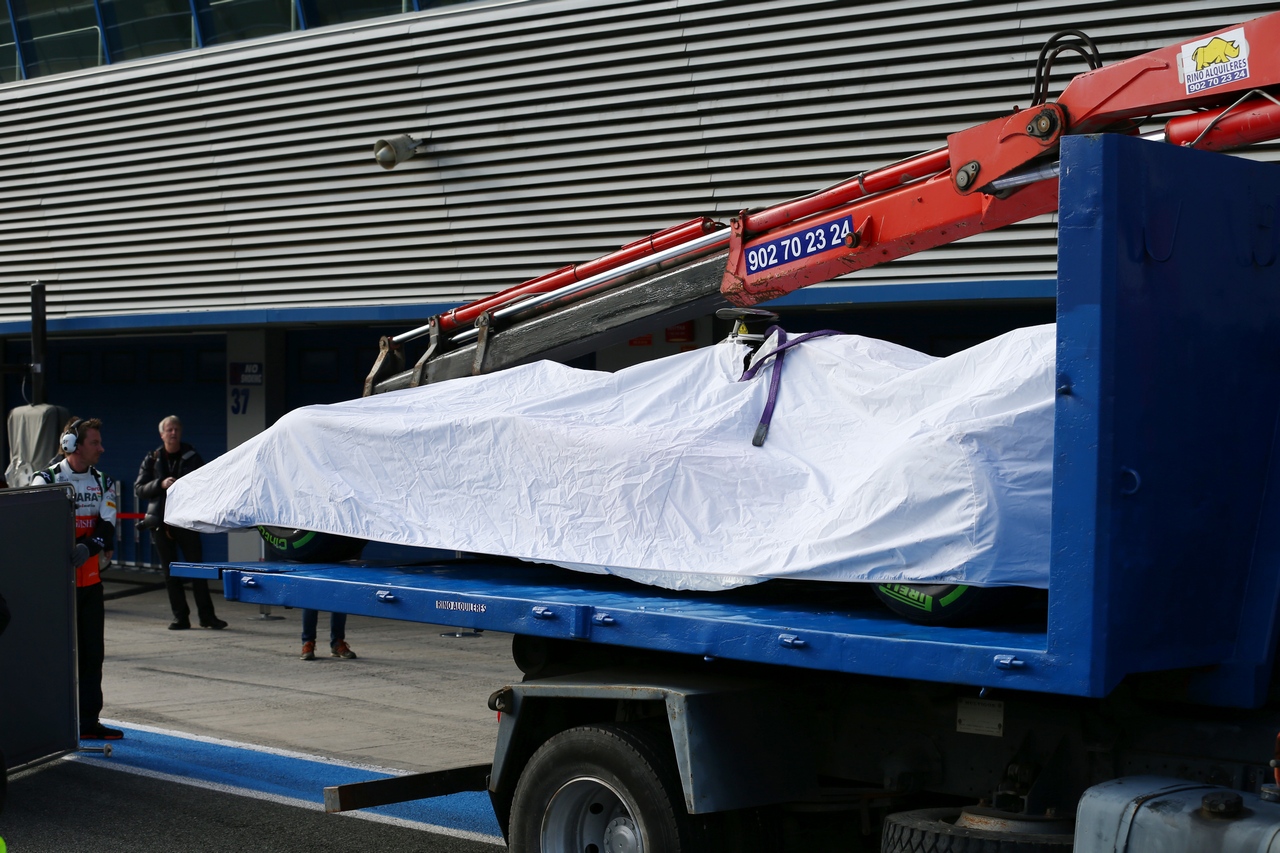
[80,723,124,740]
[199,617,228,630]
[168,619,191,630]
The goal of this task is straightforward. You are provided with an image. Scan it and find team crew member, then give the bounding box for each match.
[35,417,123,741]
[299,610,356,661]
[135,415,226,631]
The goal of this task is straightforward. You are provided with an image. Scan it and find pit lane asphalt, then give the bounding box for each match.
[1,567,523,851]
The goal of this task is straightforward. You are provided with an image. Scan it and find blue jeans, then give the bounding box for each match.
[301,610,347,646]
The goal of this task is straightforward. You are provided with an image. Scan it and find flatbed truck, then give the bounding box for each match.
[176,13,1280,851]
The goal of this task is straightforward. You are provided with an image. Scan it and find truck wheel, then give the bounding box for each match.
[881,807,1073,852]
[874,583,1026,625]
[256,526,366,562]
[508,723,695,853]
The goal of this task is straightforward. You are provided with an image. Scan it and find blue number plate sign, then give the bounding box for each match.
[745,216,853,275]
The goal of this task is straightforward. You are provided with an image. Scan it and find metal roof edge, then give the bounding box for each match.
[0,280,1058,336]
[0,302,461,336]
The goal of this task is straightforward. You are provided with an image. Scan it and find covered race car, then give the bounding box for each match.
[167,324,1055,596]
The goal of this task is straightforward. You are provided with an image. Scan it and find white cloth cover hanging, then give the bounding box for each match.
[167,325,1056,591]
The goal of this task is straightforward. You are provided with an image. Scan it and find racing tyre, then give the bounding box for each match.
[881,807,1074,852]
[508,723,698,853]
[874,583,1031,625]
[256,526,366,562]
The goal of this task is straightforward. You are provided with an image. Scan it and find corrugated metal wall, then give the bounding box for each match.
[0,0,1274,325]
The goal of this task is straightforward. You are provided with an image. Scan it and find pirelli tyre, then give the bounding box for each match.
[880,807,1074,852]
[256,526,366,563]
[874,583,1026,625]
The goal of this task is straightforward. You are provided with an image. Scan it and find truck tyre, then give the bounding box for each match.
[256,526,366,562]
[874,583,1026,625]
[881,807,1073,852]
[507,723,696,853]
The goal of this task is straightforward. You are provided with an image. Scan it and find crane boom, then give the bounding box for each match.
[721,9,1280,305]
[367,10,1280,393]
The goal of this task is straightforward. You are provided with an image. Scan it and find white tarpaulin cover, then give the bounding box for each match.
[167,325,1056,591]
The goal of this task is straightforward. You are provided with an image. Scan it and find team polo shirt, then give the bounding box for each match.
[36,459,118,587]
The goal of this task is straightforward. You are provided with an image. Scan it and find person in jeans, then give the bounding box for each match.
[300,610,356,660]
[135,415,227,631]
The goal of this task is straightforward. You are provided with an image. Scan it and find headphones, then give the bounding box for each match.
[61,419,84,455]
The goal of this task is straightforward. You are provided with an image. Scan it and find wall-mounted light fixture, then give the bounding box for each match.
[373,134,428,170]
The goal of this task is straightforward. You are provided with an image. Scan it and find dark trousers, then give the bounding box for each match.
[76,582,105,729]
[301,610,347,647]
[152,526,216,623]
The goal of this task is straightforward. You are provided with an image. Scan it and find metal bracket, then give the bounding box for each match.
[472,311,494,375]
[715,307,778,343]
[362,335,405,397]
[719,212,752,304]
[409,316,442,388]
[844,216,873,249]
[955,161,982,191]
[324,763,491,812]
[1025,108,1060,139]
[488,686,514,713]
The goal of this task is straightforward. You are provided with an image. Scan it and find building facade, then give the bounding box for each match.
[0,0,1272,559]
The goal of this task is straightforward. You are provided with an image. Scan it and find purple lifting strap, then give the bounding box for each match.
[739,327,843,446]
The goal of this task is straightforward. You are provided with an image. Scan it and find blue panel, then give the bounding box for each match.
[99,0,196,63]
[297,0,403,27]
[12,0,103,77]
[0,2,22,82]
[192,0,292,46]
[1052,135,1280,706]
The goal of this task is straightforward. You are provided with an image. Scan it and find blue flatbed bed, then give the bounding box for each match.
[176,557,1051,690]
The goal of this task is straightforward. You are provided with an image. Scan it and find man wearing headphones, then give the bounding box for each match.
[34,416,122,741]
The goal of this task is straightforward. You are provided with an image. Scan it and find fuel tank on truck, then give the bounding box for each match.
[1074,776,1280,852]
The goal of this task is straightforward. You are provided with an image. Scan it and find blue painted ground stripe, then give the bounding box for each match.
[70,722,504,844]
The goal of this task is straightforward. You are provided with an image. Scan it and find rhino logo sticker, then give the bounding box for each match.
[1192,36,1240,71]
[1181,28,1249,94]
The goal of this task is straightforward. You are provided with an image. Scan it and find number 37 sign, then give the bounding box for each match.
[229,362,263,415]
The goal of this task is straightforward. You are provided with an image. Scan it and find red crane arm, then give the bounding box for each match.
[1058,13,1280,132]
[721,10,1280,307]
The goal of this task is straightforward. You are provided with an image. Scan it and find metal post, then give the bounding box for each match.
[253,605,285,621]
[31,282,46,405]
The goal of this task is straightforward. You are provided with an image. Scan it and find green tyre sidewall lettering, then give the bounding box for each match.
[256,526,366,563]
[874,583,1035,625]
